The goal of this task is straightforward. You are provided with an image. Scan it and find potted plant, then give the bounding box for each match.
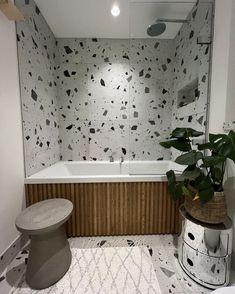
[160,128,235,224]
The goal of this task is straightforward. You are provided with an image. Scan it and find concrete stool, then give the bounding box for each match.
[15,199,73,289]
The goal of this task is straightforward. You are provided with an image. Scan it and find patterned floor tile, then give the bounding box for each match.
[1,235,234,294]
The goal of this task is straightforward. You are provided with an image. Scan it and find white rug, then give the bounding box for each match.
[12,246,161,294]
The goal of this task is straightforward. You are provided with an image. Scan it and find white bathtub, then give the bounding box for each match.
[25,161,184,184]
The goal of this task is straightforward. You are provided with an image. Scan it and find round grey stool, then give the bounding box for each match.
[15,199,73,290]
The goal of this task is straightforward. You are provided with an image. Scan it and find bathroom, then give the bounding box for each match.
[0,0,235,293]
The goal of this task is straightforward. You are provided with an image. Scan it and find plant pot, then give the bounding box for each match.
[184,191,227,224]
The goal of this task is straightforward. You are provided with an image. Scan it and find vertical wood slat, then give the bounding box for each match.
[25,182,180,236]
[165,182,170,233]
[158,182,163,233]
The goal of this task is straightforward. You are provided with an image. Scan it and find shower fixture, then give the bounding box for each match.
[147,18,189,37]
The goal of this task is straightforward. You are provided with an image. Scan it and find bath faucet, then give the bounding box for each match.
[109,155,114,162]
[120,156,124,164]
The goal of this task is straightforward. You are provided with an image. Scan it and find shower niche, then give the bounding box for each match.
[177,78,199,108]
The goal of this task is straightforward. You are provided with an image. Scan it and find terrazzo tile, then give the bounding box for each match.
[86,38,130,64]
[89,92,129,121]
[129,120,171,161]
[16,0,213,173]
[59,120,89,161]
[4,235,235,294]
[57,63,89,121]
[88,120,129,161]
[174,2,213,57]
[55,38,87,65]
[129,39,174,65]
[171,0,212,140]
[86,63,130,97]
[55,36,177,162]
[16,0,60,177]
[0,237,28,277]
[0,245,29,294]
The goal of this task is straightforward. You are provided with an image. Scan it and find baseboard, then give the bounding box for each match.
[0,234,28,276]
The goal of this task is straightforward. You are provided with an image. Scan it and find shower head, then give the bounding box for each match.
[147,22,166,37]
[147,18,189,37]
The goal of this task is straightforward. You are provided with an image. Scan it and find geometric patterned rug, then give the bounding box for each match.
[11,246,161,293]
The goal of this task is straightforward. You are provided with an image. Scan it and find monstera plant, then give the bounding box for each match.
[160,128,235,224]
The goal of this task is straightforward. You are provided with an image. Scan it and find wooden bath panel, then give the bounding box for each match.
[25,182,181,237]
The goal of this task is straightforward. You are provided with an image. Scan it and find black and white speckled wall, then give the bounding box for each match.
[16,0,60,176]
[55,2,212,162]
[129,39,174,161]
[16,0,213,175]
[56,38,174,161]
[171,2,212,138]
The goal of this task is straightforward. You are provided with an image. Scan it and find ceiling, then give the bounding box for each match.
[34,0,196,39]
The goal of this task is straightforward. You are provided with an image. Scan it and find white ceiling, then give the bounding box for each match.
[34,0,196,39]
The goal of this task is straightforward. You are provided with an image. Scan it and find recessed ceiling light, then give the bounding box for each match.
[111,5,120,17]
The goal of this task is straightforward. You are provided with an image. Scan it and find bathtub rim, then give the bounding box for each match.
[25,174,171,184]
[25,160,183,184]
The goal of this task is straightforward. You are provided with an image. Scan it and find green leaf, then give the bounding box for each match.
[201,156,226,167]
[171,128,204,139]
[160,139,191,152]
[197,142,213,151]
[182,185,195,198]
[209,133,229,152]
[174,183,184,200]
[168,182,184,200]
[166,170,184,200]
[175,151,203,165]
[182,166,201,180]
[193,173,214,203]
[199,186,214,204]
[209,131,235,163]
[226,130,235,162]
[194,173,212,190]
[166,170,198,200]
[166,170,176,185]
[166,170,177,199]
[209,133,228,144]
[210,166,223,184]
[219,144,233,158]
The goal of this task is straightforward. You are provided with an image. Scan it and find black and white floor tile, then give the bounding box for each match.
[1,235,234,294]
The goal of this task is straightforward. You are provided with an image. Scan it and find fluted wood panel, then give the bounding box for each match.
[25,182,180,236]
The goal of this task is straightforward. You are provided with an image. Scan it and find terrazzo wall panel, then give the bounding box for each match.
[56,38,175,161]
[129,39,174,161]
[16,0,213,174]
[170,1,213,159]
[171,2,213,136]
[16,0,60,176]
